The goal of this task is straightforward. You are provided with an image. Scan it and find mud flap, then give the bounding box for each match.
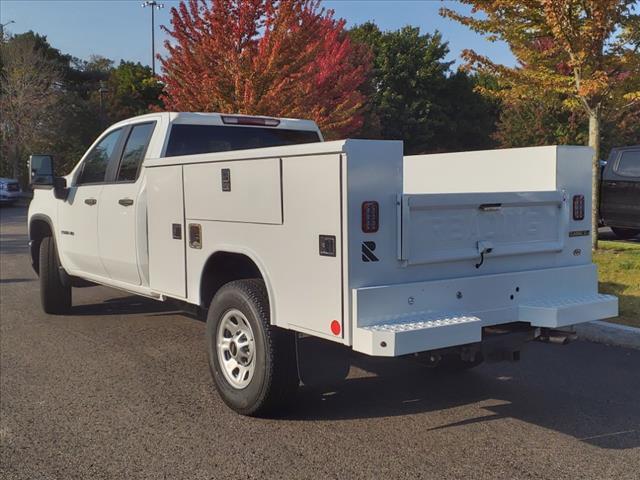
[295,334,351,389]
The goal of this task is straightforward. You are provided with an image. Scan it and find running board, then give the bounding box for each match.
[353,315,482,356]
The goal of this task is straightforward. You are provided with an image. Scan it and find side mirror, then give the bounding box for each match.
[29,154,55,186]
[29,154,69,200]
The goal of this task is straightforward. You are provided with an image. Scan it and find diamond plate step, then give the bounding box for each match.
[519,294,618,328]
[353,315,482,357]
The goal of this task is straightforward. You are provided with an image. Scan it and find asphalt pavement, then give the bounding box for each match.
[1,205,639,479]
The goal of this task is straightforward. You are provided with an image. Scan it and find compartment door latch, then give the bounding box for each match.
[475,240,493,269]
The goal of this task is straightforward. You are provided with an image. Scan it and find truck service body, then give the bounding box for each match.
[28,112,618,415]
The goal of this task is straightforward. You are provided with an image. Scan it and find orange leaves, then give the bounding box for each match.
[159,0,370,138]
[442,0,640,114]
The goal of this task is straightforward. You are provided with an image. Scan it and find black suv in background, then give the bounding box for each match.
[600,145,640,239]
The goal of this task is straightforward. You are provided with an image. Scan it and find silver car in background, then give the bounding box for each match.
[0,177,21,205]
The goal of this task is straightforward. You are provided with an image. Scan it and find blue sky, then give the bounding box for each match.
[1,0,516,70]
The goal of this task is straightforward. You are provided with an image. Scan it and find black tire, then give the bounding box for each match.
[610,227,640,239]
[39,236,71,314]
[206,279,299,416]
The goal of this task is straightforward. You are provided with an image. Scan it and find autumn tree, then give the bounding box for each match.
[159,0,370,138]
[441,0,640,249]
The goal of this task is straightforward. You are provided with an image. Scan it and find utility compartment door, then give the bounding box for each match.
[183,158,282,224]
[146,165,186,298]
[399,190,566,265]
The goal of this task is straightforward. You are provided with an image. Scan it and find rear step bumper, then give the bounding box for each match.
[352,264,617,356]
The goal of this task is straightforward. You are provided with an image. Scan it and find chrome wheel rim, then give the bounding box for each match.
[216,309,256,389]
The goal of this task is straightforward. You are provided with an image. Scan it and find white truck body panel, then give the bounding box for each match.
[404,145,559,194]
[28,112,617,359]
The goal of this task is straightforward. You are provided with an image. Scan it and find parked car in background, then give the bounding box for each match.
[0,177,21,205]
[600,145,640,239]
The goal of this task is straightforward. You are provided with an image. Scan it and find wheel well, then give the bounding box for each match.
[200,252,263,308]
[29,218,53,275]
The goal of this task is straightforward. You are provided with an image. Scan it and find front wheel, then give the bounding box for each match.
[206,279,298,416]
[39,236,71,314]
[611,227,640,239]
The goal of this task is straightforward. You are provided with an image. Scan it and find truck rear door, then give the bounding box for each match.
[398,190,566,266]
[97,121,156,286]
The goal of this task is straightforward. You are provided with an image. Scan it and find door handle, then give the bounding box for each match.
[84,198,97,206]
[118,198,134,207]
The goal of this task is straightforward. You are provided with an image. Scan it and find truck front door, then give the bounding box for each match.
[58,128,124,278]
[97,122,156,286]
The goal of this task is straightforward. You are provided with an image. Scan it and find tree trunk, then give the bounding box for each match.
[588,110,600,251]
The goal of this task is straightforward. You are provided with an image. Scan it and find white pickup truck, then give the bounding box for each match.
[28,112,617,416]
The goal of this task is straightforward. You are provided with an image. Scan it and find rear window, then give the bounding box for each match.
[615,150,640,178]
[165,124,321,157]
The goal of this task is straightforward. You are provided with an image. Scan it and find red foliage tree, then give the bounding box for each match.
[159,0,371,138]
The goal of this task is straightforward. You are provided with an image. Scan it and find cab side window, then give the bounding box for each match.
[615,150,640,178]
[116,123,156,182]
[77,129,122,185]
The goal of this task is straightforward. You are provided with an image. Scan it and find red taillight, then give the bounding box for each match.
[572,195,585,221]
[221,115,280,127]
[361,201,379,233]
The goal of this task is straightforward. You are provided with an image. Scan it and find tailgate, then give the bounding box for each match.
[398,191,566,265]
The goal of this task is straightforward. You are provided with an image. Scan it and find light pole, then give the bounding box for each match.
[98,81,109,127]
[141,1,164,75]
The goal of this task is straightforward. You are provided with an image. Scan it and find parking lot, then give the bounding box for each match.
[1,204,639,479]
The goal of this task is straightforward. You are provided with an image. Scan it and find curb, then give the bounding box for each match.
[575,321,640,350]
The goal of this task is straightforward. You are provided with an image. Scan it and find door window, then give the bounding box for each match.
[77,129,122,185]
[615,150,640,178]
[116,123,156,182]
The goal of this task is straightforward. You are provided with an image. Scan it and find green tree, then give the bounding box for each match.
[350,22,498,154]
[105,61,163,122]
[0,35,62,181]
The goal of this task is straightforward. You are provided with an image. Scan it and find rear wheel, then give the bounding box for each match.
[39,236,71,314]
[206,279,298,416]
[611,227,640,239]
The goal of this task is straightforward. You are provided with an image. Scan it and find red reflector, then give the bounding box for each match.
[221,115,280,127]
[361,201,379,233]
[572,195,585,221]
[330,320,341,336]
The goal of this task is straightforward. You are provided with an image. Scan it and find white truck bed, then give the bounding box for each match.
[143,141,617,356]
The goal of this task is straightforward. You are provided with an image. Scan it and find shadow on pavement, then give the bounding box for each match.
[64,293,640,451]
[284,345,640,450]
[0,278,34,284]
[71,295,177,316]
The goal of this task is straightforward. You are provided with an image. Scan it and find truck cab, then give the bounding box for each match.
[28,112,322,291]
